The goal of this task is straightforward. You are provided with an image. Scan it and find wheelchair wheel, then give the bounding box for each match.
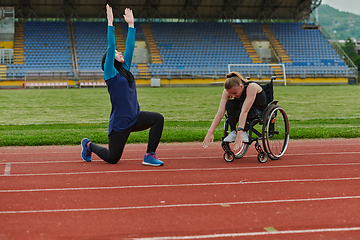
[262,105,290,160]
[222,111,249,160]
[224,151,235,162]
[257,152,268,163]
[232,142,250,159]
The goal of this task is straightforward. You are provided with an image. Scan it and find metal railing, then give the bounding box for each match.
[329,40,358,80]
[228,64,287,85]
[0,49,13,64]
[2,67,357,85]
[286,66,357,78]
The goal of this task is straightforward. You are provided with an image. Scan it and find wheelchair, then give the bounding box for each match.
[221,76,290,163]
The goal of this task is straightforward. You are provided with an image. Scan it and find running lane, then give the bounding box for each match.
[0,139,359,239]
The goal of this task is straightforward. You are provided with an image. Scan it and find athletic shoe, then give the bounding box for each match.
[223,130,249,143]
[81,138,92,162]
[143,152,163,166]
[242,132,249,143]
[223,130,237,142]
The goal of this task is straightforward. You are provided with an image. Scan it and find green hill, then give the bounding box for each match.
[318,4,360,40]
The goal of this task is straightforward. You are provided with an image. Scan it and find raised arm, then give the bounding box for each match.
[233,83,259,150]
[122,8,135,71]
[202,89,229,148]
[104,4,117,80]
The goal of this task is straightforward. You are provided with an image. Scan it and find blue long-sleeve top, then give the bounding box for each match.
[104,25,140,135]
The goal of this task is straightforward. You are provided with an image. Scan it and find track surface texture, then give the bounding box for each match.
[1,139,360,240]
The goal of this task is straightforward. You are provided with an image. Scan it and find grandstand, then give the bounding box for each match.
[0,1,358,88]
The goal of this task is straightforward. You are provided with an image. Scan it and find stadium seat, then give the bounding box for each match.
[270,22,349,76]
[6,20,352,81]
[20,21,73,77]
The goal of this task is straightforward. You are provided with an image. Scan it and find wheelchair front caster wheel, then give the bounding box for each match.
[257,152,268,163]
[224,151,235,162]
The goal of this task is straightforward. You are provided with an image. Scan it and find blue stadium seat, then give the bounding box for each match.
[23,21,72,73]
[270,22,349,76]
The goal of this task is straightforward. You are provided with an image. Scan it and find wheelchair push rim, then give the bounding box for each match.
[233,142,250,159]
[222,142,249,162]
[262,106,290,160]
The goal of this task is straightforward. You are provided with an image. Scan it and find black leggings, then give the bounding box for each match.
[89,111,164,164]
[226,91,267,132]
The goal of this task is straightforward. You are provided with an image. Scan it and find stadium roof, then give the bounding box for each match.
[1,0,321,21]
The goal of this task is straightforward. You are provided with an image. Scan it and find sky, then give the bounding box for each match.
[321,0,360,15]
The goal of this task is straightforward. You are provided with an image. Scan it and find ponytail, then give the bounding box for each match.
[224,72,248,89]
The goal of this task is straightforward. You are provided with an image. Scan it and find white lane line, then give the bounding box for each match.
[131,227,360,240]
[1,176,359,193]
[1,151,360,165]
[0,156,221,164]
[1,162,359,177]
[0,140,358,156]
[0,147,206,155]
[4,163,10,175]
[0,195,359,214]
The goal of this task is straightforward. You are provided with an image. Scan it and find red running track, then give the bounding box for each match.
[0,139,360,239]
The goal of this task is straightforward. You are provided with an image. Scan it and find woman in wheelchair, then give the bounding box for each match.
[203,72,290,163]
[203,71,266,150]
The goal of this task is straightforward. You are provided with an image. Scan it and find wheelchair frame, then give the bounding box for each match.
[221,76,290,163]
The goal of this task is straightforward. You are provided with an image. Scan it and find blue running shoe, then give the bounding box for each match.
[81,138,92,162]
[143,152,163,166]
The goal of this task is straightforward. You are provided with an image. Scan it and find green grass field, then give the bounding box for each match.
[0,84,359,146]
